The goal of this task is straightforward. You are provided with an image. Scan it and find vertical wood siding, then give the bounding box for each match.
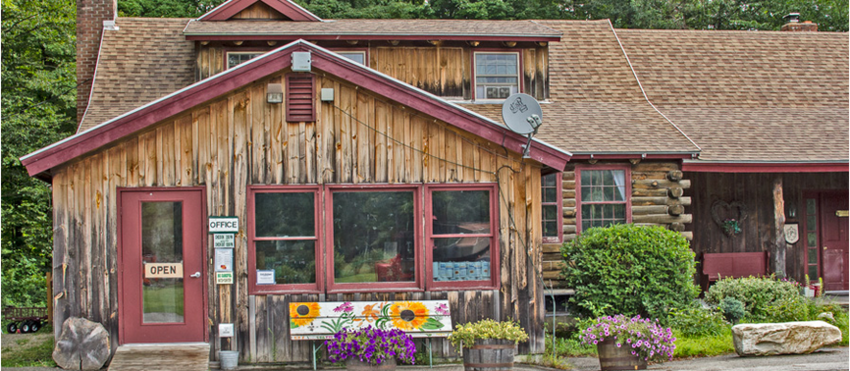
[196,45,549,102]
[541,161,693,289]
[685,172,848,289]
[50,70,546,362]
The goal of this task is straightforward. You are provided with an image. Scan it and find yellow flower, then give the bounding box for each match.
[290,302,321,326]
[390,301,429,330]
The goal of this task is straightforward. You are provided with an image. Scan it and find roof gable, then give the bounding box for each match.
[199,0,322,21]
[22,40,570,178]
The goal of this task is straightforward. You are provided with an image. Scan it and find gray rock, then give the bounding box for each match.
[53,317,111,370]
[732,321,841,356]
[816,312,835,323]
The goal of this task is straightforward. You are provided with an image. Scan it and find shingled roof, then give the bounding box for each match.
[78,18,196,133]
[617,29,849,163]
[464,20,701,157]
[183,19,561,40]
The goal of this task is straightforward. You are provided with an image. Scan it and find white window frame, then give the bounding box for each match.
[335,51,367,65]
[473,51,521,101]
[226,51,265,69]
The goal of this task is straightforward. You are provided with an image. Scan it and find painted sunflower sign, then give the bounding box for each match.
[289,300,452,339]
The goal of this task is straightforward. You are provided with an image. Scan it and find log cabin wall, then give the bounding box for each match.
[685,172,848,289]
[49,68,548,362]
[542,161,693,289]
[196,42,549,102]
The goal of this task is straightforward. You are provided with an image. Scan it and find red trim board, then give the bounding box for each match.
[682,162,849,173]
[21,40,570,178]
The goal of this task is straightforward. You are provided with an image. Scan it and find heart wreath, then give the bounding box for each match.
[711,200,748,237]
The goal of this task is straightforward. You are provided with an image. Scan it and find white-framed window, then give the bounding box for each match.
[227,51,264,69]
[336,51,366,65]
[474,52,519,100]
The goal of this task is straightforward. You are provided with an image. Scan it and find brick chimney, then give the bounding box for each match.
[77,0,117,124]
[780,13,818,32]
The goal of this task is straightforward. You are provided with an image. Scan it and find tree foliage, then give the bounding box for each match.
[2,0,78,307]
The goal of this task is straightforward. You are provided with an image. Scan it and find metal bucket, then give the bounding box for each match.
[220,350,239,370]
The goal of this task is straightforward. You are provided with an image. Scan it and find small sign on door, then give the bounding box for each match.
[209,216,239,234]
[214,233,235,248]
[219,323,234,338]
[144,263,183,279]
[215,249,233,272]
[216,272,233,284]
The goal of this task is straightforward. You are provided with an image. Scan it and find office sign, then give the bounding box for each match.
[209,216,239,234]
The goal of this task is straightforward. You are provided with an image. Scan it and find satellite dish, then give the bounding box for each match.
[501,93,543,158]
[502,93,543,135]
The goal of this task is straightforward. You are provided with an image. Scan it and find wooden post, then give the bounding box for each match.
[46,271,53,325]
[772,177,786,278]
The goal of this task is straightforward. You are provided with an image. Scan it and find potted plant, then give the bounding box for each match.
[580,314,675,370]
[326,326,416,371]
[448,319,529,371]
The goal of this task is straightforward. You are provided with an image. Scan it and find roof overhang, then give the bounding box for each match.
[569,152,698,161]
[183,34,561,42]
[21,40,571,179]
[682,161,849,173]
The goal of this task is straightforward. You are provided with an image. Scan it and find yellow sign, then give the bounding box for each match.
[836,210,849,217]
[144,263,183,278]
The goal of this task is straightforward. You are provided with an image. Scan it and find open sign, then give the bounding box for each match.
[144,263,183,278]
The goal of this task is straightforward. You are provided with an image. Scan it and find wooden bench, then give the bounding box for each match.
[289,300,452,369]
[702,251,770,283]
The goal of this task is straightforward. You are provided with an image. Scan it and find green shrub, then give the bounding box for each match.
[668,306,728,337]
[560,224,699,322]
[719,297,746,324]
[448,320,529,351]
[705,276,801,319]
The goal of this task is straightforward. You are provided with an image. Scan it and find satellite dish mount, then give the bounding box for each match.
[501,93,543,158]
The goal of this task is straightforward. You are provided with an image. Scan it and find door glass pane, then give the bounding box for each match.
[333,191,415,283]
[808,249,818,265]
[806,199,817,215]
[432,190,490,235]
[256,240,316,284]
[141,202,184,324]
[807,232,817,247]
[808,265,819,280]
[807,215,817,231]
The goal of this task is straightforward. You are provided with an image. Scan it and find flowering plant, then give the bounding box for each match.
[579,314,676,362]
[326,326,416,366]
[448,319,529,351]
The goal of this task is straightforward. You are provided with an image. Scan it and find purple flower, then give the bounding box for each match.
[333,302,354,313]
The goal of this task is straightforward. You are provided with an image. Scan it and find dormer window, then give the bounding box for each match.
[474,52,519,100]
[336,51,366,65]
[227,51,264,69]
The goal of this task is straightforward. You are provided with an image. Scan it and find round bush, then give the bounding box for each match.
[719,297,746,324]
[560,224,699,322]
[704,276,801,319]
[668,306,728,337]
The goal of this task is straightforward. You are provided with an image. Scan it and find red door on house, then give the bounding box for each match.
[119,188,207,344]
[819,192,849,292]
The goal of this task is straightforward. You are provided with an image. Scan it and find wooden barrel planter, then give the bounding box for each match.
[344,357,397,371]
[597,338,647,371]
[462,339,515,371]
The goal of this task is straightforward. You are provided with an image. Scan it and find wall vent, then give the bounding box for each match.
[286,74,316,122]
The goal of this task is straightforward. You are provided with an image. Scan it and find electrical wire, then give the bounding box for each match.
[333,103,501,175]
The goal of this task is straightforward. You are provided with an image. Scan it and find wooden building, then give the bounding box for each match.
[22,0,847,366]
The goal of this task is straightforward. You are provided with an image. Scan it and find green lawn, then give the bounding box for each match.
[1,335,57,367]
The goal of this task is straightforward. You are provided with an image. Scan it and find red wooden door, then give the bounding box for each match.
[119,188,207,344]
[820,192,849,292]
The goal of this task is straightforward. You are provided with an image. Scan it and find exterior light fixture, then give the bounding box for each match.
[267,83,283,104]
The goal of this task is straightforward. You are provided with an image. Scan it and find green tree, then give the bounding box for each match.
[118,0,224,17]
[1,0,78,307]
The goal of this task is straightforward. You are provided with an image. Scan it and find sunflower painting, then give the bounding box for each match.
[289,302,321,328]
[391,301,443,331]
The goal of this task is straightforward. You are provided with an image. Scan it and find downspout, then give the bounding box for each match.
[607,20,702,153]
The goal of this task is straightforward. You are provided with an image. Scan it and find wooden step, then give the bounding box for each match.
[108,343,209,371]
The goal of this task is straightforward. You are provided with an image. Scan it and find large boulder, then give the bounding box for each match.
[53,317,111,370]
[732,321,841,356]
